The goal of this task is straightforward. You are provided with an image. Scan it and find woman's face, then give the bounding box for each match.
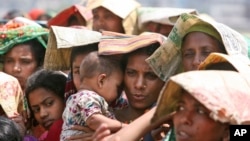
[28,87,65,130]
[92,7,125,33]
[124,53,165,110]
[72,53,88,90]
[173,92,228,141]
[3,44,38,90]
[181,32,224,71]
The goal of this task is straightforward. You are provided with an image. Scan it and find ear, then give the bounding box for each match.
[222,125,230,141]
[97,73,107,88]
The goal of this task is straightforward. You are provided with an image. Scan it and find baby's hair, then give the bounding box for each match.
[80,51,122,81]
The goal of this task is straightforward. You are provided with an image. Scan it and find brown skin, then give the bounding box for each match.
[181,32,225,71]
[144,22,173,37]
[72,53,89,91]
[92,7,125,33]
[173,92,229,141]
[28,88,65,130]
[3,44,38,90]
[115,53,165,122]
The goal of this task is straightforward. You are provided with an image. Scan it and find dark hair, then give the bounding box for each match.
[121,42,160,70]
[80,51,122,80]
[0,116,22,141]
[25,69,66,125]
[70,43,98,70]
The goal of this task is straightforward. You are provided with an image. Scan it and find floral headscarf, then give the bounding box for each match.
[0,72,24,117]
[0,17,48,55]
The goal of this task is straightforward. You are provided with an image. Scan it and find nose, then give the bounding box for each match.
[192,55,203,70]
[95,18,105,32]
[180,111,193,126]
[13,63,21,73]
[39,107,48,119]
[135,75,146,90]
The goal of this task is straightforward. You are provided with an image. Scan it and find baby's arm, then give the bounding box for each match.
[86,113,126,132]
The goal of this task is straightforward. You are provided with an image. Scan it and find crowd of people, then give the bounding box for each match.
[0,0,250,141]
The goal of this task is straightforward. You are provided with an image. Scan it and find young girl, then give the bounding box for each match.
[61,51,125,140]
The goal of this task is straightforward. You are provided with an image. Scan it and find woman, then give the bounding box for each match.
[47,4,93,27]
[146,13,249,81]
[137,7,197,37]
[86,0,141,35]
[25,69,67,141]
[93,70,250,141]
[0,17,48,91]
[0,116,23,141]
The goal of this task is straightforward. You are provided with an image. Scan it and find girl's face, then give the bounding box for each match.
[124,53,165,110]
[72,53,88,90]
[181,32,225,71]
[92,7,125,33]
[3,44,38,90]
[28,87,65,130]
[173,92,229,141]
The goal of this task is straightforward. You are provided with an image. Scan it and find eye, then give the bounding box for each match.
[45,100,54,107]
[196,107,209,115]
[32,107,40,114]
[145,72,158,80]
[126,69,136,77]
[21,59,32,64]
[176,104,185,112]
[182,52,194,58]
[3,58,13,64]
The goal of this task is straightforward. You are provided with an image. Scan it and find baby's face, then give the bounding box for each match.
[99,70,123,104]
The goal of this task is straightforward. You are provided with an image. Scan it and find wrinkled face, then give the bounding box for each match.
[98,70,123,104]
[124,53,164,110]
[72,53,89,90]
[92,7,125,33]
[28,88,65,130]
[181,32,225,71]
[173,92,228,141]
[3,44,38,90]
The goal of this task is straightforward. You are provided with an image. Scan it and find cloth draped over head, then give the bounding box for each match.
[98,31,167,55]
[152,70,250,125]
[198,52,250,74]
[86,0,141,35]
[44,26,102,70]
[0,17,48,55]
[137,7,198,31]
[0,72,24,117]
[47,4,93,27]
[146,13,249,81]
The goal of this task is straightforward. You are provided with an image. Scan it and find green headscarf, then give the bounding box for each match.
[0,21,48,55]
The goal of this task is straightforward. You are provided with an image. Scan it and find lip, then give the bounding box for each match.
[132,94,146,101]
[42,119,54,129]
[176,129,192,141]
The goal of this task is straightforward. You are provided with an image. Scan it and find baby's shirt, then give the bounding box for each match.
[61,90,116,141]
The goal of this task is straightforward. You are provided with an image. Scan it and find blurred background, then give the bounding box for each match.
[1,0,250,33]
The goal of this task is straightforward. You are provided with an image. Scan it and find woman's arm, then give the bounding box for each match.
[92,107,174,141]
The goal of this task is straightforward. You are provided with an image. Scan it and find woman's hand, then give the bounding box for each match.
[66,125,94,141]
[92,124,120,141]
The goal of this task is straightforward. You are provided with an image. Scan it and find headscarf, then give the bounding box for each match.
[0,72,24,117]
[98,31,166,55]
[0,17,48,55]
[137,7,198,32]
[146,13,249,81]
[152,70,250,125]
[47,4,93,27]
[44,26,101,71]
[86,0,141,35]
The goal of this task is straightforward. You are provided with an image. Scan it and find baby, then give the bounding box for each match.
[61,51,124,140]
